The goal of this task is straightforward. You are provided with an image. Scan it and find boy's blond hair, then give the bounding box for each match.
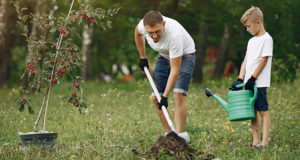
[240,6,264,24]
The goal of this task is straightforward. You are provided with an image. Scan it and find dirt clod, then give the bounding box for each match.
[133,132,215,159]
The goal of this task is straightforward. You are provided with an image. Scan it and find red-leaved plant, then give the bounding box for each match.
[13,0,118,132]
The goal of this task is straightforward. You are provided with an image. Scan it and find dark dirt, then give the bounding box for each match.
[132,132,215,160]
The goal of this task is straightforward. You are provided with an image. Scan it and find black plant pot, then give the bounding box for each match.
[19,132,58,149]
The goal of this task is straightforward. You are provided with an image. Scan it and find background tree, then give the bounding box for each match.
[80,0,94,80]
[193,21,208,83]
[0,0,10,87]
[213,25,231,78]
[1,0,299,87]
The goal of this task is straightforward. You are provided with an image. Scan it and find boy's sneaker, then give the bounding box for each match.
[178,131,190,143]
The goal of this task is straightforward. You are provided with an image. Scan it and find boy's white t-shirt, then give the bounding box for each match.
[245,32,273,87]
[137,16,195,59]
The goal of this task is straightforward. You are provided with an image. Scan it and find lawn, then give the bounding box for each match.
[0,76,299,159]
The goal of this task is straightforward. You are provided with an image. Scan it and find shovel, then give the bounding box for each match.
[143,67,177,133]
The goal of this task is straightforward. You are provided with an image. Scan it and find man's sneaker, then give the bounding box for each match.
[178,131,190,143]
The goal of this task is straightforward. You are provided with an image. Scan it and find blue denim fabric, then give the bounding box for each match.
[254,87,269,111]
[152,53,196,96]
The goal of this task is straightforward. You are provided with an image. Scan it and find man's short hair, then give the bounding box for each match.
[143,11,163,27]
[240,6,264,24]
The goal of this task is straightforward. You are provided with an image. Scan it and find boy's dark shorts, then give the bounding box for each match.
[254,87,268,111]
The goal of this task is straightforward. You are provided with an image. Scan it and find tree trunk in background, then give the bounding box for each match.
[23,0,46,89]
[26,0,45,60]
[0,0,9,87]
[166,0,179,16]
[146,0,159,10]
[213,25,231,78]
[80,24,94,80]
[193,21,208,83]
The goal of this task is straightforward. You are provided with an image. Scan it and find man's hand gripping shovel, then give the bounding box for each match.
[143,67,177,133]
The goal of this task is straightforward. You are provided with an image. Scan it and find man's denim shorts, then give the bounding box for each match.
[254,87,269,111]
[152,53,196,96]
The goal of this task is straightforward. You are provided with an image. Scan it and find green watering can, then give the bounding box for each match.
[205,84,257,121]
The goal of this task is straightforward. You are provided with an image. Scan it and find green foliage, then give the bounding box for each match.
[8,46,27,85]
[0,79,299,159]
[19,103,24,112]
[5,0,300,83]
[272,54,299,83]
[244,0,300,82]
[11,0,118,115]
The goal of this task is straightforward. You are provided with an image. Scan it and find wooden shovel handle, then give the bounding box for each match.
[144,67,176,133]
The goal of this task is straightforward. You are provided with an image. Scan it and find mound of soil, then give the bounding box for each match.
[133,132,215,160]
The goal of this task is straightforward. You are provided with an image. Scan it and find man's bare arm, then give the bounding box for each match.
[134,27,146,59]
[163,56,182,97]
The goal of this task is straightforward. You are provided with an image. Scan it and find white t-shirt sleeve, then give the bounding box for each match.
[261,37,273,57]
[137,19,146,35]
[169,35,184,58]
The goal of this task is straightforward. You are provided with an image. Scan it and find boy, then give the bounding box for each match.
[230,6,273,148]
[134,11,196,143]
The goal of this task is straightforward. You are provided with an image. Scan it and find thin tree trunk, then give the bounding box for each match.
[146,0,159,10]
[33,0,57,131]
[80,24,94,80]
[42,0,75,131]
[166,0,179,16]
[193,21,208,83]
[213,25,231,78]
[0,0,9,87]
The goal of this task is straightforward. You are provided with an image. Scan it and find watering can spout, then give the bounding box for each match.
[205,88,229,113]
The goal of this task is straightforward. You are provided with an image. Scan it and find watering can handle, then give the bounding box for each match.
[235,83,257,104]
[251,85,258,103]
[235,83,245,88]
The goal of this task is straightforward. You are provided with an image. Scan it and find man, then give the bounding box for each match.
[134,11,196,143]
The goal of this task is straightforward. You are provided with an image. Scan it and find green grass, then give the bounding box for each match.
[0,77,299,159]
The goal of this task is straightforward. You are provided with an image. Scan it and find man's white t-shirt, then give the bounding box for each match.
[137,16,195,59]
[245,32,273,87]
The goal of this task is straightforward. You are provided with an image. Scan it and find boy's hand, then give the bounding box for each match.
[138,58,149,71]
[230,78,244,90]
[158,96,168,110]
[245,75,256,91]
